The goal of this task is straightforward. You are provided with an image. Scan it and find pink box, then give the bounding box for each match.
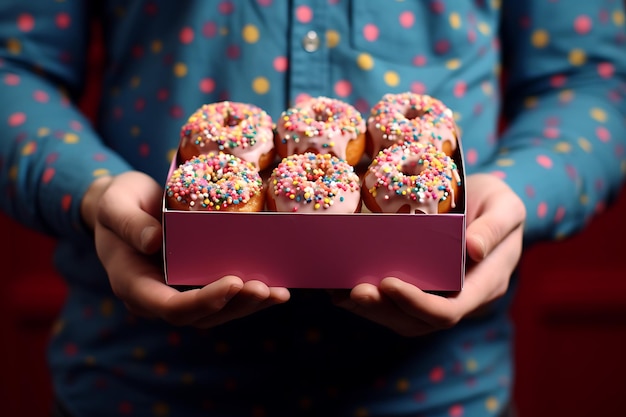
[162,152,466,291]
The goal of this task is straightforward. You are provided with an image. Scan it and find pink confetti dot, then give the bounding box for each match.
[413,391,427,403]
[295,5,313,23]
[467,29,477,43]
[180,27,194,44]
[61,194,72,211]
[537,202,548,218]
[363,24,379,42]
[55,12,71,29]
[118,401,133,415]
[258,0,272,6]
[202,22,217,38]
[399,11,415,28]
[430,0,445,14]
[273,56,288,72]
[449,404,464,417]
[113,107,123,120]
[597,62,614,78]
[354,98,370,115]
[42,167,55,184]
[294,93,311,104]
[8,112,26,127]
[543,127,560,139]
[226,44,240,59]
[170,105,185,119]
[135,98,146,111]
[45,153,59,164]
[453,81,466,98]
[565,164,578,180]
[157,88,169,101]
[574,15,592,34]
[199,78,215,94]
[4,73,20,86]
[93,153,107,162]
[334,80,352,98]
[554,206,566,222]
[491,170,506,180]
[33,90,49,103]
[63,343,78,356]
[139,143,150,157]
[69,120,83,131]
[144,3,158,15]
[435,39,450,55]
[131,45,144,59]
[410,81,426,94]
[219,1,235,14]
[596,126,611,142]
[413,55,427,66]
[536,155,553,168]
[525,185,536,198]
[17,13,35,32]
[550,74,567,88]
[465,148,477,165]
[429,366,445,383]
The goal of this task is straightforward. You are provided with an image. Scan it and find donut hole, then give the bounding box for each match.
[223,114,243,127]
[396,204,425,214]
[404,108,426,120]
[400,159,426,176]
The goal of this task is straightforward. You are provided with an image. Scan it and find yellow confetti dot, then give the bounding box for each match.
[396,378,410,392]
[580,194,589,205]
[357,53,374,71]
[173,62,188,77]
[151,40,163,53]
[326,29,340,48]
[478,22,491,35]
[354,408,369,417]
[496,158,515,167]
[51,319,64,335]
[133,347,146,359]
[491,0,501,9]
[554,142,571,153]
[242,24,260,43]
[93,168,110,178]
[568,49,586,66]
[578,137,592,153]
[384,71,400,87]
[101,298,114,317]
[559,90,574,103]
[446,59,461,70]
[37,127,50,137]
[613,10,625,26]
[167,149,177,163]
[449,13,461,29]
[130,76,141,88]
[590,107,607,123]
[7,38,21,54]
[130,126,141,136]
[22,142,37,156]
[621,160,626,175]
[64,133,79,144]
[531,29,549,48]
[181,373,195,384]
[485,396,499,412]
[84,355,96,366]
[466,358,478,372]
[252,77,270,94]
[220,26,229,36]
[524,96,538,109]
[152,402,170,417]
[453,111,461,123]
[481,81,493,96]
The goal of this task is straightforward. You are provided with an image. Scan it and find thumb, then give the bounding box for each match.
[96,171,164,254]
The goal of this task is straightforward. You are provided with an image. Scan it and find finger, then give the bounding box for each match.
[97,173,164,254]
[466,191,525,262]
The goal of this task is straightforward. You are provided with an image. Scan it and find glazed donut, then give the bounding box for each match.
[166,152,264,212]
[178,101,276,170]
[266,152,362,213]
[274,96,366,166]
[361,142,461,214]
[366,92,459,158]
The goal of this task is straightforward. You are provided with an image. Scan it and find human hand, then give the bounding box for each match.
[84,171,290,328]
[332,173,526,337]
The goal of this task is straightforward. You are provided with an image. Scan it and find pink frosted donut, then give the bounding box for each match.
[166,152,264,212]
[267,152,362,213]
[366,92,459,157]
[178,101,275,170]
[274,96,366,166]
[361,142,461,214]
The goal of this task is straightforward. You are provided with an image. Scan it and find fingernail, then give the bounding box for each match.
[140,226,159,252]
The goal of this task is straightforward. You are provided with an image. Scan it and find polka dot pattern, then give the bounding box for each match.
[0,1,624,416]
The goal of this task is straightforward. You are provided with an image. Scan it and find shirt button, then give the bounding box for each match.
[302,30,320,52]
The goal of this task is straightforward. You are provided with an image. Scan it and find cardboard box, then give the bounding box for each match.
[162,149,466,291]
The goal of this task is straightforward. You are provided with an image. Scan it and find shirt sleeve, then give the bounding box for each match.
[0,2,132,241]
[481,0,626,244]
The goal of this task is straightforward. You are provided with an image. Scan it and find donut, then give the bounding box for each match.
[361,142,461,214]
[274,96,366,166]
[178,101,276,170]
[166,152,264,212]
[266,152,362,213]
[366,92,459,158]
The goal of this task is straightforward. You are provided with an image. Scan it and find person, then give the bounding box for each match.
[1,1,625,416]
